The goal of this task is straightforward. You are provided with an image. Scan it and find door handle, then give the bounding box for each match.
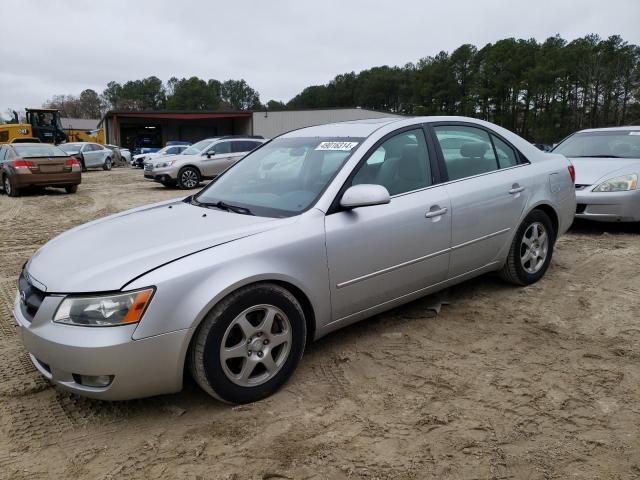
[509,186,525,194]
[425,207,448,218]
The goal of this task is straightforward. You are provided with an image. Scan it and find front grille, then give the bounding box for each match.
[576,204,587,214]
[18,271,47,323]
[144,163,153,171]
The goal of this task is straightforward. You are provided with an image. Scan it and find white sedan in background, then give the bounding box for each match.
[132,145,189,168]
[59,142,115,171]
[552,126,640,222]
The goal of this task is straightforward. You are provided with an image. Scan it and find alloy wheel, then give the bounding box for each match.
[520,222,548,274]
[181,170,198,188]
[4,177,10,195]
[219,304,292,387]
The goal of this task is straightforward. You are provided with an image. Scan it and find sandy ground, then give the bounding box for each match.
[0,168,639,480]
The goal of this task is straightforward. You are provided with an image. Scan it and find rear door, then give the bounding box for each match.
[430,123,531,278]
[82,144,101,167]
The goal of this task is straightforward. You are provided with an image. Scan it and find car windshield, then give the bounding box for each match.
[553,131,640,158]
[182,139,215,155]
[194,137,364,217]
[13,144,68,157]
[59,143,83,153]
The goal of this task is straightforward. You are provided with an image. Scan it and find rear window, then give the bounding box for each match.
[12,144,68,157]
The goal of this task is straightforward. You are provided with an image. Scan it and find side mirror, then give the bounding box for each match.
[340,184,390,209]
[206,151,215,158]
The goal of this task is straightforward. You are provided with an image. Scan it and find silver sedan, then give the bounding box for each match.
[13,116,576,403]
[552,126,640,222]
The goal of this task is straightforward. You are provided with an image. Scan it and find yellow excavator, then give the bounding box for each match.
[0,108,104,145]
[0,108,67,144]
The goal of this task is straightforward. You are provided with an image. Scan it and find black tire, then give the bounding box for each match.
[189,283,307,404]
[103,157,112,171]
[177,167,201,189]
[65,185,78,194]
[3,175,20,197]
[500,209,555,286]
[80,160,87,172]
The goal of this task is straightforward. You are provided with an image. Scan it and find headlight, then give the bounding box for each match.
[592,174,638,192]
[53,288,154,327]
[155,160,176,168]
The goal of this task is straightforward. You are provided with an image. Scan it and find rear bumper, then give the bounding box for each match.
[575,189,640,222]
[13,171,81,188]
[13,292,189,400]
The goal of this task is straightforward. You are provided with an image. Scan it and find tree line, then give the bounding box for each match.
[5,33,636,143]
[287,34,640,142]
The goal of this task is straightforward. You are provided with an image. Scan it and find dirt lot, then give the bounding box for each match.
[0,168,639,480]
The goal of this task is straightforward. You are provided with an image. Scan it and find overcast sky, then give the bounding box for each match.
[1,0,639,116]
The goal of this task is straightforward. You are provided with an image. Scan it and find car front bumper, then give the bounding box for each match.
[13,291,190,400]
[575,188,640,222]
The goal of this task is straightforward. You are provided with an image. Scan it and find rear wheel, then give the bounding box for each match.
[177,167,200,189]
[500,209,555,285]
[3,175,20,197]
[189,283,307,404]
[65,185,78,194]
[103,158,112,171]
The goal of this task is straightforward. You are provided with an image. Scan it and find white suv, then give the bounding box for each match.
[144,136,265,189]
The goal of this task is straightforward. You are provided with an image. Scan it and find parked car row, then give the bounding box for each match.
[142,136,265,189]
[8,116,640,406]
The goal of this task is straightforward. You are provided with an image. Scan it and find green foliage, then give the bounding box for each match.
[221,79,261,110]
[286,34,640,142]
[44,89,104,119]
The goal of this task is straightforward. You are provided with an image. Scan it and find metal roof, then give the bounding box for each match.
[61,117,101,130]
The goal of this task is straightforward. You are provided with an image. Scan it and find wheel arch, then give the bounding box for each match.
[527,202,559,240]
[179,164,203,177]
[179,276,318,382]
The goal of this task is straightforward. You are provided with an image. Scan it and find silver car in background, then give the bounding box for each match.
[144,136,265,189]
[552,126,640,222]
[14,116,575,404]
[59,142,114,171]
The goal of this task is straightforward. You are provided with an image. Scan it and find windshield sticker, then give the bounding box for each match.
[315,141,359,151]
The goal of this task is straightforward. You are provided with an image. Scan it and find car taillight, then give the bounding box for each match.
[12,160,34,167]
[568,164,576,183]
[66,158,79,166]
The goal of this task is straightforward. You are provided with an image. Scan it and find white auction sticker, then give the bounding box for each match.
[628,131,640,135]
[315,141,359,151]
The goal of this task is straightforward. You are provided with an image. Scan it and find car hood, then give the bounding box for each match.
[26,199,284,293]
[570,157,640,185]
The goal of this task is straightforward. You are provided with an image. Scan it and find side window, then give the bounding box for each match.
[213,141,231,155]
[352,129,432,196]
[434,126,498,181]
[166,147,179,154]
[492,135,519,168]
[231,141,246,153]
[0,147,6,162]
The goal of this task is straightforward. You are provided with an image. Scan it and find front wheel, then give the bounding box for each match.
[65,185,78,194]
[500,209,555,285]
[189,283,307,404]
[103,158,112,171]
[177,167,201,189]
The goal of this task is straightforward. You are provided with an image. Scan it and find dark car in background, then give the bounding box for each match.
[0,143,81,197]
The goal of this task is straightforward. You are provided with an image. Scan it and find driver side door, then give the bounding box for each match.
[324,127,451,323]
[81,144,101,167]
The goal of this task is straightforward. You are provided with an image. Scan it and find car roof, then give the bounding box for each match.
[577,126,640,133]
